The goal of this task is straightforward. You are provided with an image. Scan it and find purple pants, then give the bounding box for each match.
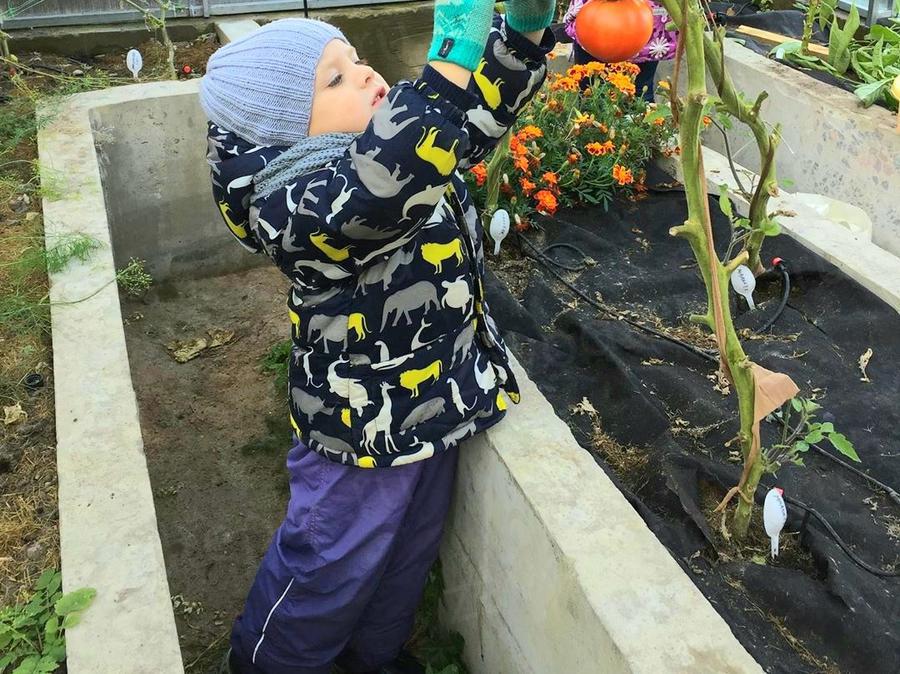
[230,439,460,673]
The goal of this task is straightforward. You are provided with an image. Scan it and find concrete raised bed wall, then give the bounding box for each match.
[38,18,763,674]
[91,81,260,282]
[658,39,900,258]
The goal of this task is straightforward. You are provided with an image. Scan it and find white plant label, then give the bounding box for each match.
[730,264,756,310]
[126,49,143,80]
[490,209,510,256]
[763,487,787,559]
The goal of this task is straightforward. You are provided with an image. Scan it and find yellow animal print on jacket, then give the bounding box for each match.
[310,230,352,262]
[348,313,370,341]
[415,127,459,176]
[421,240,463,274]
[400,360,443,397]
[473,59,504,110]
[218,200,248,239]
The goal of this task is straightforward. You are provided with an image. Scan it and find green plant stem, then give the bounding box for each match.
[659,0,781,275]
[483,130,512,224]
[119,0,177,80]
[801,0,822,55]
[668,1,759,540]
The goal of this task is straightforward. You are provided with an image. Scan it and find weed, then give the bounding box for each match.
[0,569,96,673]
[408,560,468,674]
[261,339,292,395]
[116,257,153,296]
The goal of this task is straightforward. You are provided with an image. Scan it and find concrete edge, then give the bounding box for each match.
[441,353,763,673]
[214,18,261,45]
[38,87,185,673]
[661,150,900,313]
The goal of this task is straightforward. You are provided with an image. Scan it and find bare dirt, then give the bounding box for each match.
[121,265,292,672]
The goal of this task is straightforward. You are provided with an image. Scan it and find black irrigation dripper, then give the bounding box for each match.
[22,372,44,392]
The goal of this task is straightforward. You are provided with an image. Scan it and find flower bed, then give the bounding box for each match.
[466,62,677,229]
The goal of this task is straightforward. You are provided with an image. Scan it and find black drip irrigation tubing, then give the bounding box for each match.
[514,227,900,578]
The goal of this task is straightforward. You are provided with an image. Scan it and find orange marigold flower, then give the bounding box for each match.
[567,64,588,81]
[585,62,606,76]
[546,97,563,113]
[518,125,543,141]
[606,72,636,96]
[702,116,712,127]
[653,117,666,126]
[658,79,671,90]
[534,189,558,215]
[542,171,559,187]
[513,156,530,173]
[582,87,593,97]
[509,135,528,157]
[567,152,580,164]
[612,164,634,186]
[470,163,487,186]
[585,140,615,156]
[520,177,536,195]
[598,122,608,134]
[550,76,579,92]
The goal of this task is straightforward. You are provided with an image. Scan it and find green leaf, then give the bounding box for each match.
[828,3,860,75]
[828,432,861,462]
[854,79,892,107]
[43,615,59,645]
[868,25,900,44]
[735,217,752,230]
[13,655,41,674]
[793,440,810,453]
[33,571,57,593]
[791,398,802,412]
[751,554,767,565]
[771,40,803,60]
[801,399,822,413]
[62,613,82,629]
[818,422,834,433]
[804,430,824,443]
[54,588,96,617]
[760,219,782,236]
[35,656,58,673]
[718,184,734,219]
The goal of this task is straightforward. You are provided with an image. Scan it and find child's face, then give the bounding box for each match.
[309,39,389,136]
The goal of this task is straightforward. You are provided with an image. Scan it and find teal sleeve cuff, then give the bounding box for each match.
[427,34,487,73]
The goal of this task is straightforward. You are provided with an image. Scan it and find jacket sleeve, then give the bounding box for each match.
[460,13,557,169]
[280,67,479,272]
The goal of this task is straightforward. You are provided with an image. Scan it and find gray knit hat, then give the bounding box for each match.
[200,18,348,147]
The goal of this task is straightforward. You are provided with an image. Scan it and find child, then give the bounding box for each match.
[200,2,556,672]
[563,0,678,101]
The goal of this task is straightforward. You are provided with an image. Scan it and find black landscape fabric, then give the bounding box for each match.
[485,181,900,673]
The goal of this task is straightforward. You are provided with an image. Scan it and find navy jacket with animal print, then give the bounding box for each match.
[207,16,555,467]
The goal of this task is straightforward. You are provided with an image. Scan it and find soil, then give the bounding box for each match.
[121,266,292,672]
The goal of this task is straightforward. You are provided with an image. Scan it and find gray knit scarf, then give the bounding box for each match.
[252,132,358,202]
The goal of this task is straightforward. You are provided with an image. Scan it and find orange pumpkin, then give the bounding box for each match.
[575,0,654,63]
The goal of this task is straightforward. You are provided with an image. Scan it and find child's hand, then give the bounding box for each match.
[427,0,496,73]
[504,0,556,33]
